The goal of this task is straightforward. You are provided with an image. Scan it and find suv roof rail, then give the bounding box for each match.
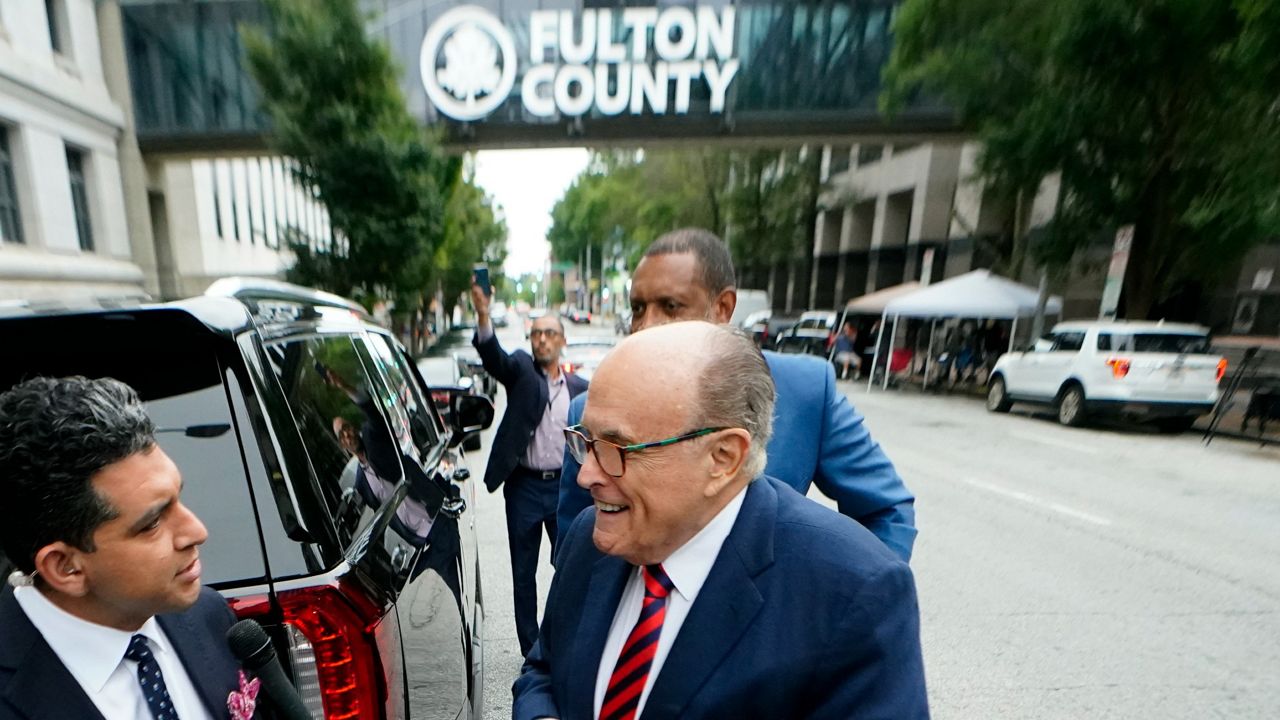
[204,277,372,322]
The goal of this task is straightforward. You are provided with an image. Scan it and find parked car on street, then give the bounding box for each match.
[524,308,547,338]
[987,320,1227,431]
[560,339,616,382]
[451,350,500,451]
[741,309,771,346]
[775,310,840,356]
[760,312,803,350]
[490,301,510,328]
[729,289,771,329]
[0,278,495,720]
[564,306,592,325]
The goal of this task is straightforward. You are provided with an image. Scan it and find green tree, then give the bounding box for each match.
[432,170,508,319]
[243,0,450,318]
[724,148,822,282]
[884,0,1280,319]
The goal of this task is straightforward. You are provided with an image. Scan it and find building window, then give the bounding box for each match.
[0,128,23,244]
[66,147,94,251]
[45,0,65,55]
[856,144,884,167]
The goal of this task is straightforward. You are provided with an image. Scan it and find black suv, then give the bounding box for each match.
[0,279,494,720]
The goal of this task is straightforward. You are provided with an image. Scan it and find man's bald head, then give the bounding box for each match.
[604,322,775,479]
[580,322,775,563]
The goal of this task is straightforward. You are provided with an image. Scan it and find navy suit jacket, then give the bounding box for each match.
[0,586,242,720]
[514,476,929,720]
[558,350,917,561]
[474,331,588,493]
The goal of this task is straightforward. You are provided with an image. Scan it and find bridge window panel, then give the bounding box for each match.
[211,160,225,239]
[857,144,884,167]
[45,0,67,55]
[828,145,852,176]
[0,127,23,244]
[247,158,261,245]
[65,147,94,252]
[229,160,242,242]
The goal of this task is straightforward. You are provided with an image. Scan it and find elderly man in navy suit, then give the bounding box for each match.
[515,322,928,720]
[0,376,246,720]
[558,228,916,563]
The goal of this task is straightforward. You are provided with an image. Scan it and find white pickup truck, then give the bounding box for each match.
[987,320,1226,432]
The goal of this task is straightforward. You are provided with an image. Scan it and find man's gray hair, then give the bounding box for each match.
[644,228,737,296]
[694,326,775,480]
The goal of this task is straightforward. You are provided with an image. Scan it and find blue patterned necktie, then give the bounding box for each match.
[124,634,180,720]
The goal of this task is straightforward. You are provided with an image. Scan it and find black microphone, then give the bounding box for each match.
[227,619,315,720]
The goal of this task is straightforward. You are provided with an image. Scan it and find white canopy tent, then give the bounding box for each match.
[844,282,923,315]
[867,270,1063,390]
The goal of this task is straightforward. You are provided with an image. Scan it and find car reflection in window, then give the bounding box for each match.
[323,363,463,605]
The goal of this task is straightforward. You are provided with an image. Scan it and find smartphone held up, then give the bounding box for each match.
[473,265,492,298]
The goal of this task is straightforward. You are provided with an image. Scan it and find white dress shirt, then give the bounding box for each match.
[14,586,214,720]
[592,487,748,719]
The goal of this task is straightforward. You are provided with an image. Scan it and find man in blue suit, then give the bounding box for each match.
[472,285,590,656]
[557,228,916,562]
[515,322,928,720]
[0,377,245,720]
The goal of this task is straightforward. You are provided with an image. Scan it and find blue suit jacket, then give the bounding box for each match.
[0,586,243,720]
[557,350,916,561]
[514,476,929,720]
[474,331,588,493]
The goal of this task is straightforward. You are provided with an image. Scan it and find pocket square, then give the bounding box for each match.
[227,670,261,720]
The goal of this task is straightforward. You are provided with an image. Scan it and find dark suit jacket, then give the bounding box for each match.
[474,331,588,493]
[558,350,917,562]
[0,586,242,720]
[515,476,929,720]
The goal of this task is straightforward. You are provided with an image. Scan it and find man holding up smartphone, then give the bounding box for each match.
[470,274,588,657]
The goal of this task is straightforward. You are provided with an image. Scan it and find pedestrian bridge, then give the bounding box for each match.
[122,0,956,153]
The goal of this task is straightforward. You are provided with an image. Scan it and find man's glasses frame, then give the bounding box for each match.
[563,424,727,478]
[529,328,562,340]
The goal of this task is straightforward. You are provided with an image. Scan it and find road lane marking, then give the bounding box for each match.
[1008,429,1101,456]
[956,476,1113,526]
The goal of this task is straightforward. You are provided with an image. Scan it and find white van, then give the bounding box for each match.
[731,289,771,329]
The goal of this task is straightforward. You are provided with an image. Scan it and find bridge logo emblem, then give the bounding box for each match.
[420,6,517,121]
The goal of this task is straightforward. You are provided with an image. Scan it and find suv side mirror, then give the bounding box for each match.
[448,392,495,447]
[1033,338,1054,353]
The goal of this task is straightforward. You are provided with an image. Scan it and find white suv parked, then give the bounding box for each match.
[987,320,1227,431]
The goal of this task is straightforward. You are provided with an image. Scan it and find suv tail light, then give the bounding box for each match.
[229,584,387,720]
[1216,358,1228,382]
[1106,357,1131,379]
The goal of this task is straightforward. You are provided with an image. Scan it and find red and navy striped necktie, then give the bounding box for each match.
[600,563,674,720]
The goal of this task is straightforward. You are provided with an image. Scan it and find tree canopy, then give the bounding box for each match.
[547,148,818,284]
[884,0,1280,319]
[244,0,506,344]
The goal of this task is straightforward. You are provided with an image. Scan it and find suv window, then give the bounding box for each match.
[0,336,266,587]
[1052,332,1086,352]
[152,370,267,586]
[1099,332,1209,354]
[261,333,406,550]
[365,333,441,456]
